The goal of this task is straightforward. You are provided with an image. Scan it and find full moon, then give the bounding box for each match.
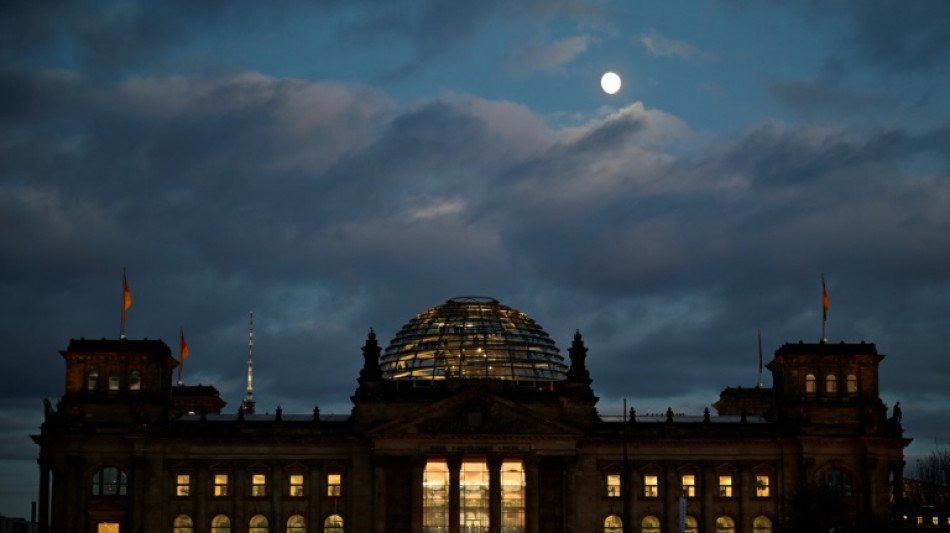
[600,71,621,95]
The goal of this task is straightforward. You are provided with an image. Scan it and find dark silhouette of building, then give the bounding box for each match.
[33,297,909,533]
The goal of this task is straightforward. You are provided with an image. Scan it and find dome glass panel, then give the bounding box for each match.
[380,297,567,381]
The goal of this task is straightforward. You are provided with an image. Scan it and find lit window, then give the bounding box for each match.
[753,515,772,533]
[97,523,119,533]
[847,374,858,393]
[685,516,698,533]
[641,515,661,533]
[460,460,489,532]
[604,514,622,533]
[91,466,127,496]
[819,469,853,497]
[327,473,341,497]
[87,370,99,391]
[286,515,306,533]
[607,474,621,497]
[643,474,658,497]
[173,514,193,533]
[129,371,141,391]
[917,516,924,526]
[176,474,190,496]
[826,374,837,393]
[289,474,304,497]
[109,372,120,391]
[756,475,770,497]
[501,460,525,533]
[211,515,230,533]
[716,516,736,533]
[324,514,343,533]
[719,475,733,497]
[933,517,939,526]
[805,374,816,393]
[682,474,696,498]
[424,460,448,532]
[251,474,266,497]
[213,474,229,496]
[249,515,268,533]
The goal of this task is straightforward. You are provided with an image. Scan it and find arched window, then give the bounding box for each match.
[211,515,230,533]
[685,516,698,533]
[108,371,120,391]
[716,516,735,533]
[91,466,127,496]
[825,374,837,393]
[286,515,306,533]
[87,370,99,391]
[819,468,853,497]
[324,514,343,533]
[604,514,622,533]
[248,515,268,533]
[173,515,193,533]
[129,371,142,391]
[753,515,772,533]
[641,515,661,533]
[846,374,858,394]
[805,374,816,393]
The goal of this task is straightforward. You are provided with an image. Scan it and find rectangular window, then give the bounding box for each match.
[251,474,266,497]
[682,474,696,498]
[289,474,304,497]
[423,460,448,533]
[460,460,489,533]
[500,460,525,533]
[327,473,341,497]
[213,474,228,497]
[756,475,770,497]
[643,475,658,498]
[718,475,733,497]
[176,474,191,496]
[607,474,621,497]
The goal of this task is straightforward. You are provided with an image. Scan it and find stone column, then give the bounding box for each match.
[488,456,502,533]
[374,458,388,533]
[525,456,540,533]
[411,456,426,533]
[448,456,462,533]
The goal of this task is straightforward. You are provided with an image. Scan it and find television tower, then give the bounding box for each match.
[242,311,256,414]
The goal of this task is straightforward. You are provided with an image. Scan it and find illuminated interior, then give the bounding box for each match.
[380,297,567,381]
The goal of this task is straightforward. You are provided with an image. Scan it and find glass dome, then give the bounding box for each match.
[380,297,567,381]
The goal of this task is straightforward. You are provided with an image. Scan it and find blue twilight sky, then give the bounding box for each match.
[2,0,950,518]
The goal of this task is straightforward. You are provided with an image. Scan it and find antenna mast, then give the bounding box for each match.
[242,311,256,414]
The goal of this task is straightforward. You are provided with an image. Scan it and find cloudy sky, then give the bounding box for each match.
[2,0,949,517]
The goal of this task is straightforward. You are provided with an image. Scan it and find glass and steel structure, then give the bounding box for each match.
[380,297,567,381]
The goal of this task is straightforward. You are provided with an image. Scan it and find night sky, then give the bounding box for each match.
[2,0,949,517]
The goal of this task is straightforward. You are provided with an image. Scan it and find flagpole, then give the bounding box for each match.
[821,274,829,343]
[756,329,763,388]
[120,268,128,339]
[178,327,184,386]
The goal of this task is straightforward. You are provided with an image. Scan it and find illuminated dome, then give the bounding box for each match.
[380,297,568,381]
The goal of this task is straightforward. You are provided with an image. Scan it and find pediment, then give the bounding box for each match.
[368,388,583,438]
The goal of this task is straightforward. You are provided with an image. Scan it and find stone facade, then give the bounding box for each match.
[33,302,909,533]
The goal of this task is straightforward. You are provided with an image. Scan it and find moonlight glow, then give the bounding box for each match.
[601,72,621,95]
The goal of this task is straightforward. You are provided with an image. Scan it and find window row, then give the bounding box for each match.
[172,513,342,533]
[804,373,859,394]
[604,473,771,499]
[177,472,342,498]
[603,514,772,533]
[86,370,142,392]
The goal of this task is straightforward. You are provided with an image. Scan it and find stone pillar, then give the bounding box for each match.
[448,456,462,533]
[374,458,388,533]
[525,456,540,533]
[411,456,426,533]
[488,456,502,533]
